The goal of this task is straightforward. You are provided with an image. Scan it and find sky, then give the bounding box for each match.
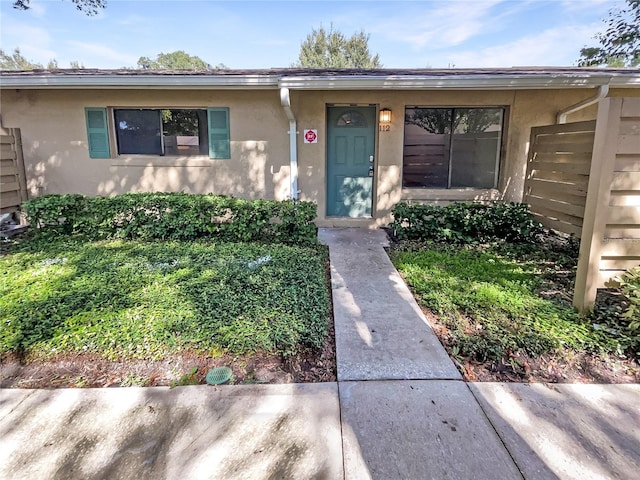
[0,0,623,69]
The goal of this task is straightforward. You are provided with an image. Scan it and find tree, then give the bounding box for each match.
[578,0,639,67]
[136,51,225,70]
[13,0,106,16]
[0,48,44,70]
[296,25,382,68]
[405,109,500,134]
[0,48,84,70]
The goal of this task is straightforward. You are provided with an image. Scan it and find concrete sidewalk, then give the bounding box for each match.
[1,228,639,479]
[2,382,638,479]
[0,384,344,480]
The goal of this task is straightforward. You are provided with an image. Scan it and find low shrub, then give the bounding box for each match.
[618,267,640,325]
[591,267,640,357]
[22,193,317,245]
[390,202,543,243]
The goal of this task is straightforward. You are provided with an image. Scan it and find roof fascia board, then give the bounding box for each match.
[278,75,620,90]
[608,76,640,87]
[1,72,638,90]
[0,74,280,89]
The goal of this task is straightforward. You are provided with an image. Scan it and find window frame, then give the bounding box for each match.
[402,105,505,190]
[85,106,231,160]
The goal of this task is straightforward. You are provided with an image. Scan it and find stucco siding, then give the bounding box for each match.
[0,89,291,200]
[290,88,600,225]
[0,85,627,226]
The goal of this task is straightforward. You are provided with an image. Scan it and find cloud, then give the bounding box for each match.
[15,44,58,64]
[27,2,46,18]
[0,22,56,63]
[559,0,620,12]
[2,21,51,46]
[444,23,602,68]
[117,14,152,26]
[370,0,507,50]
[66,41,138,67]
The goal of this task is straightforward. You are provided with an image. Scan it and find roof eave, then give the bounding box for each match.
[277,74,628,90]
[0,74,281,89]
[609,75,640,87]
[1,72,638,90]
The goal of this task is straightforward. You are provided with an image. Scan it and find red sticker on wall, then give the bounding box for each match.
[304,130,318,143]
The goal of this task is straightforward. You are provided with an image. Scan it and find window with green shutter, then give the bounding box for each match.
[85,108,110,158]
[207,107,230,159]
[91,107,230,158]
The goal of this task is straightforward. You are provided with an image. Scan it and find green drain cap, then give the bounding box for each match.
[206,367,232,385]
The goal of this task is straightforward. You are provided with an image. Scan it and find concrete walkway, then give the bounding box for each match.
[318,228,460,381]
[320,228,519,479]
[1,228,639,479]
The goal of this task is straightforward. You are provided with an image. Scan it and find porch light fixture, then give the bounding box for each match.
[379,108,392,124]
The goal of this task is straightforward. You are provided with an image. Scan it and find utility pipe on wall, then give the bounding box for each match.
[280,87,299,200]
[556,84,609,124]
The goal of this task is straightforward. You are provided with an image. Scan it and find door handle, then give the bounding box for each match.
[368,165,374,177]
[369,155,374,163]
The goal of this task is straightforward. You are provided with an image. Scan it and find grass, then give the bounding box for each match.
[389,241,628,362]
[0,236,331,361]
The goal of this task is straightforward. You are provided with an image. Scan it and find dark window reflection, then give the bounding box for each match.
[403,108,503,188]
[114,109,209,156]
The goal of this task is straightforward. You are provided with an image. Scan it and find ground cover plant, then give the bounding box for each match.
[389,202,639,383]
[2,194,335,387]
[0,235,333,386]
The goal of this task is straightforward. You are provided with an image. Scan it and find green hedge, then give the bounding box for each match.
[390,202,543,243]
[23,193,318,245]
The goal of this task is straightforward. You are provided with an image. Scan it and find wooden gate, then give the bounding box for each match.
[524,120,596,238]
[525,99,640,311]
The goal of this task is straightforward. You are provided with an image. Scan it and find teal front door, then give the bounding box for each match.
[326,106,376,217]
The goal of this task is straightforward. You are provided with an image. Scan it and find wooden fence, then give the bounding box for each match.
[0,127,28,215]
[524,120,596,238]
[573,97,640,311]
[404,131,500,189]
[403,132,449,187]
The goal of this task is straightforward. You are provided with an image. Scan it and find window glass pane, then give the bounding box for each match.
[162,109,208,156]
[114,109,162,155]
[336,111,367,127]
[450,108,502,188]
[114,109,209,156]
[403,108,451,188]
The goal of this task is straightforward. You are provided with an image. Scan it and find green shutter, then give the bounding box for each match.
[84,108,110,158]
[207,107,230,159]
